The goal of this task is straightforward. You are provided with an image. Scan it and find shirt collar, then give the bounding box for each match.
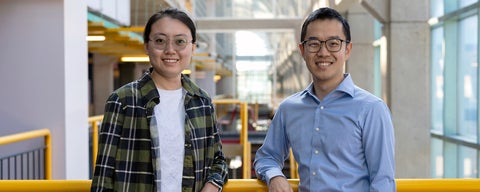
[139,68,209,100]
[302,73,355,98]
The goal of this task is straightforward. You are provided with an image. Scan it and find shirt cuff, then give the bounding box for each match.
[265,169,286,185]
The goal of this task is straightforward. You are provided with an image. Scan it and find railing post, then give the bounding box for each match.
[44,129,52,179]
[240,102,250,178]
[92,120,98,167]
[88,115,103,171]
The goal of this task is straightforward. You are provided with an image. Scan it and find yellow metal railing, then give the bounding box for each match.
[87,115,103,166]
[1,179,480,191]
[0,128,52,179]
[213,99,251,179]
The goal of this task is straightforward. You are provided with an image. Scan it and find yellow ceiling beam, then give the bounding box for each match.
[106,26,145,32]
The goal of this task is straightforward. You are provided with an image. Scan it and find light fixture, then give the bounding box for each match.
[228,156,242,179]
[86,35,105,41]
[120,56,149,62]
[428,17,439,26]
[214,75,221,82]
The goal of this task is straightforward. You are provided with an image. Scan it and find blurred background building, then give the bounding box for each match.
[0,0,478,180]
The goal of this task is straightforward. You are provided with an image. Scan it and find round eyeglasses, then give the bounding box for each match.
[149,36,193,51]
[301,38,350,53]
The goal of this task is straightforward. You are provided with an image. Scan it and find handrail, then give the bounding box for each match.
[0,128,52,179]
[398,179,480,191]
[87,115,103,166]
[0,179,480,191]
[213,99,251,178]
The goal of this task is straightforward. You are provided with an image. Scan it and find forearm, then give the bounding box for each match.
[207,145,228,186]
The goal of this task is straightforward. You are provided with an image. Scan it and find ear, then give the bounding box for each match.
[344,42,352,60]
[298,42,306,57]
[144,43,149,55]
[191,42,197,53]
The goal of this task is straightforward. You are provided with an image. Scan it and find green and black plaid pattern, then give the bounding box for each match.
[91,69,228,192]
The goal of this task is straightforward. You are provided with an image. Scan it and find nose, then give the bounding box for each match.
[316,42,330,55]
[164,40,175,52]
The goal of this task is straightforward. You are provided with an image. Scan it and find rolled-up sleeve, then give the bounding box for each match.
[363,101,396,192]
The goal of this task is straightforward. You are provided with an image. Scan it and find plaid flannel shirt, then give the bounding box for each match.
[91,69,228,192]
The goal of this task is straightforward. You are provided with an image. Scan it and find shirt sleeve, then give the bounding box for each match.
[362,101,396,192]
[91,93,124,192]
[254,106,289,185]
[206,103,229,187]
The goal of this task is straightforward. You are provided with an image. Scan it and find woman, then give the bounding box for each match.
[91,8,228,192]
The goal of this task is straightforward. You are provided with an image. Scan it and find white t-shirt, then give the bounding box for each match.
[154,88,185,191]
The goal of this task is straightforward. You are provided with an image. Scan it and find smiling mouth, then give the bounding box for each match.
[317,62,331,66]
[163,59,178,63]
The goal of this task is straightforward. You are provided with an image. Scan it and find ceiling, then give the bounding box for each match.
[86,0,192,58]
[87,22,145,57]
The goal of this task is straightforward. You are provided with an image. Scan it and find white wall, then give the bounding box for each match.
[0,0,89,179]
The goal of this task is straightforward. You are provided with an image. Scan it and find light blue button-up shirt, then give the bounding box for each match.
[254,74,396,192]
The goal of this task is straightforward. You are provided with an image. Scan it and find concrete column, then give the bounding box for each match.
[388,0,430,178]
[196,70,216,96]
[346,4,376,93]
[194,0,216,97]
[93,54,116,115]
[216,76,235,98]
[0,1,89,179]
[348,0,430,178]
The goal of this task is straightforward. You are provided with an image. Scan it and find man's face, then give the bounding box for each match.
[299,19,352,85]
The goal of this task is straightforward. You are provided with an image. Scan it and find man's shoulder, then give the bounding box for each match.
[353,86,384,103]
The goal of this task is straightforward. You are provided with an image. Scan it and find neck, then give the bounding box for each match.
[151,72,182,90]
[312,75,344,100]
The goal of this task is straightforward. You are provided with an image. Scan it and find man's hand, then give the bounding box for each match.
[268,176,293,192]
[200,182,220,192]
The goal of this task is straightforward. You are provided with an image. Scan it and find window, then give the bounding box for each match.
[458,15,478,139]
[431,27,444,133]
[430,1,480,178]
[373,20,383,97]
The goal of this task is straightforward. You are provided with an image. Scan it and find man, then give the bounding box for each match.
[254,7,395,192]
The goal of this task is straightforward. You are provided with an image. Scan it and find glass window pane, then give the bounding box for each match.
[431,137,444,178]
[458,15,478,139]
[374,20,382,40]
[431,27,444,133]
[373,46,381,97]
[195,0,315,18]
[430,0,444,17]
[460,0,477,8]
[459,145,478,178]
[444,141,458,177]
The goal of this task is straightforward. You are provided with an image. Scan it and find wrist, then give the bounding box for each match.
[207,181,222,192]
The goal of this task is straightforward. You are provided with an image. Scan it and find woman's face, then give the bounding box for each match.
[144,17,195,79]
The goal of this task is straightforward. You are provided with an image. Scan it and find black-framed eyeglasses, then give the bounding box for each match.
[301,38,350,53]
[149,36,193,51]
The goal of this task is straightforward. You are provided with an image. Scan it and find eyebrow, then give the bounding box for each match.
[151,33,189,38]
[306,36,342,40]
